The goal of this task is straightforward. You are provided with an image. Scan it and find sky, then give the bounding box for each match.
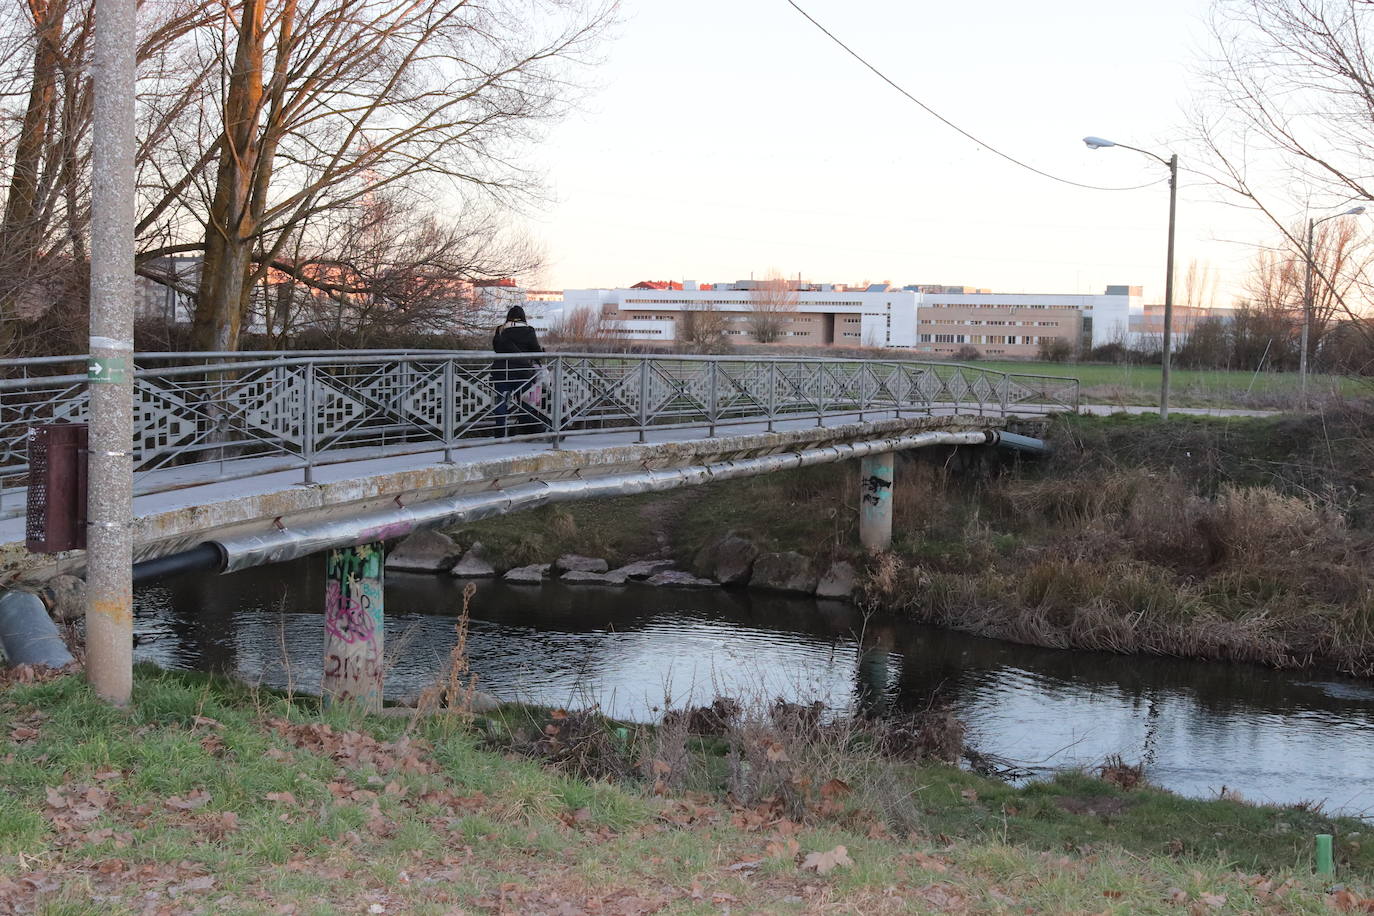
[519,0,1280,304]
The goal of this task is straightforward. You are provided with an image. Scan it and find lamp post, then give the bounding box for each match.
[1084,136,1178,420]
[1301,205,1366,405]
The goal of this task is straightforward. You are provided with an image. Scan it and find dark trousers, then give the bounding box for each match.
[494,376,543,437]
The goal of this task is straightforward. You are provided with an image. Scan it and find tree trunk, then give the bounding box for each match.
[191,0,265,352]
[0,0,69,352]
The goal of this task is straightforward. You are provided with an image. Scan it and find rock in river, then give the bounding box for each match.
[555,554,609,574]
[385,530,463,573]
[503,564,551,584]
[451,541,496,578]
[749,551,819,594]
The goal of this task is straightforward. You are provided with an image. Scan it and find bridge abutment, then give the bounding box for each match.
[322,543,385,712]
[859,451,895,552]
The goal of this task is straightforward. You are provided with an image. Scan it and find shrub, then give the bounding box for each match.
[952,344,982,361]
[1037,338,1075,362]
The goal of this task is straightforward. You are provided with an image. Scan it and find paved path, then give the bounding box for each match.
[1078,404,1280,418]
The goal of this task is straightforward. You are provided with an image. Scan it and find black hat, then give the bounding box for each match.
[506,305,527,322]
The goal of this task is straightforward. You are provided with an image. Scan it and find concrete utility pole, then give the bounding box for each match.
[85,0,137,704]
[1160,153,1178,422]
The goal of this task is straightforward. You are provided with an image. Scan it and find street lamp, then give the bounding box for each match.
[1084,136,1179,420]
[1300,205,1366,404]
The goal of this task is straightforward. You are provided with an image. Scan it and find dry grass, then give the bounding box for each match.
[410,581,480,732]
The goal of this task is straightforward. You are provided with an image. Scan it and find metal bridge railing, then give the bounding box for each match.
[0,351,1078,515]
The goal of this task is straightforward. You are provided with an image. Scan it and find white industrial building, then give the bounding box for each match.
[529,281,1142,356]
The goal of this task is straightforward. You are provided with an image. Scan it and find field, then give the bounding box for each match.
[966,359,1365,408]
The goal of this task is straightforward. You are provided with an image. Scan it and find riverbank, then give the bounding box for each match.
[2,665,1371,914]
[446,406,1374,676]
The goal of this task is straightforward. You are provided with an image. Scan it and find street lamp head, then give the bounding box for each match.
[1083,136,1117,150]
[1346,206,1367,216]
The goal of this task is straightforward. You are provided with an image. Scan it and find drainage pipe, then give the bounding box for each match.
[131,543,224,584]
[988,430,1052,456]
[0,590,76,667]
[210,430,995,573]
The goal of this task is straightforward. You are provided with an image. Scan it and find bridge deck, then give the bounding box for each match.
[1,410,1004,582]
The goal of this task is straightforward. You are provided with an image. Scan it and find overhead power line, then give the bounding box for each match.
[783,0,1163,193]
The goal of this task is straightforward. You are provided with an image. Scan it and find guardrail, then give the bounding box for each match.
[0,351,1078,515]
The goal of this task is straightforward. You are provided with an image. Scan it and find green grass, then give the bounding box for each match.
[3,666,1372,913]
[962,358,1365,407]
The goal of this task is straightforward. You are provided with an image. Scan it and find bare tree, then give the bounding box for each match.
[0,0,216,354]
[1241,220,1370,367]
[127,0,616,351]
[547,305,616,347]
[1193,0,1374,342]
[252,189,541,347]
[747,272,797,344]
[679,301,729,353]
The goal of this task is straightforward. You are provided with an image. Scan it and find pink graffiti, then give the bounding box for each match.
[324,580,377,645]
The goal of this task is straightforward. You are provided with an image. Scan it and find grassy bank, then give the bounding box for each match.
[967,359,1362,409]
[450,406,1374,676]
[2,665,1371,914]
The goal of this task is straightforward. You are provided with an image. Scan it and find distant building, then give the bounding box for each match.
[534,282,1142,356]
[1128,304,1233,347]
[136,256,200,325]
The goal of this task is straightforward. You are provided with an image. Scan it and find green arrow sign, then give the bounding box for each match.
[88,357,127,384]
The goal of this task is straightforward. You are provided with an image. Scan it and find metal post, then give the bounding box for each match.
[859,451,894,552]
[708,361,717,437]
[766,362,776,432]
[441,358,455,463]
[85,0,137,705]
[857,366,866,423]
[636,358,648,443]
[999,373,1009,417]
[815,364,825,427]
[302,361,316,484]
[1160,153,1178,421]
[322,543,384,713]
[550,357,563,450]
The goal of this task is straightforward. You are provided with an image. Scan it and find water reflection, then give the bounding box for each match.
[134,560,1374,814]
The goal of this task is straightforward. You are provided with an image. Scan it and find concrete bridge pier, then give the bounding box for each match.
[859,451,895,551]
[322,543,385,712]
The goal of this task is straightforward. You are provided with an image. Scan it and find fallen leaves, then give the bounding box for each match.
[0,662,75,690]
[800,844,852,875]
[1327,888,1374,911]
[164,789,211,811]
[270,719,435,774]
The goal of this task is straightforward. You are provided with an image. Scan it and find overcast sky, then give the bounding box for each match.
[520,0,1277,303]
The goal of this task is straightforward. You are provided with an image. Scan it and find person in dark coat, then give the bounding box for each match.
[491,305,544,436]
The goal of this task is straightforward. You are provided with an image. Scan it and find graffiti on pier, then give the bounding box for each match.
[323,543,385,708]
[324,545,382,644]
[323,579,376,644]
[324,650,383,684]
[860,474,892,507]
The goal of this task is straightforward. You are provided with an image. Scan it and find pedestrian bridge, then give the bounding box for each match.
[0,350,1077,583]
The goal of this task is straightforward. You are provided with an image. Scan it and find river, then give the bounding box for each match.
[133,559,1374,816]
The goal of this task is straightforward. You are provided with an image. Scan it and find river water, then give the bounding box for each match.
[133,560,1374,816]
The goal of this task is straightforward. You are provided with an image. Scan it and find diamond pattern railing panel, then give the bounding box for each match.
[0,353,1077,513]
